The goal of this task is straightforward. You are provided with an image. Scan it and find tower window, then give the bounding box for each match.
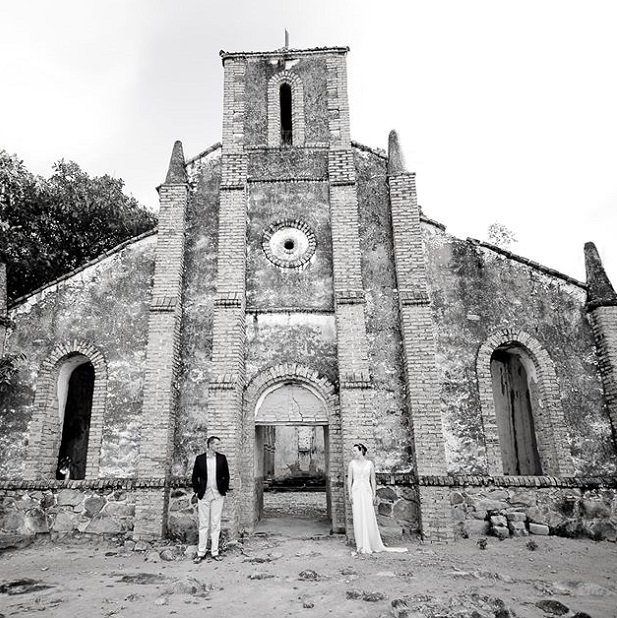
[280,83,293,145]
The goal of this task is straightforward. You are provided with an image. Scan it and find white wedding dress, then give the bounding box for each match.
[350,459,407,554]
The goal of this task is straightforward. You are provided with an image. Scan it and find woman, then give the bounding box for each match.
[347,443,407,554]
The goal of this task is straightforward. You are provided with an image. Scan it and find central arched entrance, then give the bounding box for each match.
[255,382,330,529]
[240,365,345,535]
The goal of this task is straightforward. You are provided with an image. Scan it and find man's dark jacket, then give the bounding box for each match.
[192,452,230,499]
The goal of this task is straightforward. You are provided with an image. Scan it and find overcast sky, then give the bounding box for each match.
[1,0,616,284]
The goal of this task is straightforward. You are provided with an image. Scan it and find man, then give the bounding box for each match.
[191,436,230,563]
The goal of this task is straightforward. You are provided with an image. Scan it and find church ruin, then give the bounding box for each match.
[1,43,617,542]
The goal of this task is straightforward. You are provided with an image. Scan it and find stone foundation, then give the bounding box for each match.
[0,481,136,537]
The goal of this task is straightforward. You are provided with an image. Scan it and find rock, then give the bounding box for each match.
[159,548,176,561]
[0,534,33,551]
[154,596,168,606]
[492,525,509,540]
[529,523,550,535]
[590,521,617,542]
[376,487,398,502]
[464,519,488,537]
[535,599,569,615]
[581,499,611,519]
[391,598,410,617]
[145,551,160,563]
[505,511,527,522]
[378,502,393,516]
[362,591,386,602]
[392,499,418,521]
[346,590,362,600]
[83,496,105,517]
[298,570,320,581]
[490,515,507,527]
[184,544,198,558]
[0,578,54,595]
[134,541,149,552]
[85,513,122,534]
[163,577,211,596]
[105,503,135,518]
[340,567,357,576]
[119,573,168,585]
[375,571,397,577]
[571,613,592,618]
[124,540,136,551]
[57,489,83,507]
[24,508,48,534]
[508,521,528,536]
[1,511,25,532]
[52,510,78,532]
[303,601,314,608]
[451,492,464,505]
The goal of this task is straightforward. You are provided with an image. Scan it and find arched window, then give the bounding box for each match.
[280,83,293,145]
[55,355,95,480]
[490,346,542,475]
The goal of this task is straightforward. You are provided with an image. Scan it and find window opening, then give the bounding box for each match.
[280,83,293,145]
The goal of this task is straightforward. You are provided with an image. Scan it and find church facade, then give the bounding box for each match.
[1,44,617,542]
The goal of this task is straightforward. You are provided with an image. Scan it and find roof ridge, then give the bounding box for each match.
[8,228,158,309]
[184,142,222,167]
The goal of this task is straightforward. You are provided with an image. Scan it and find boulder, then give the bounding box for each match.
[376,487,398,502]
[57,489,83,507]
[24,508,48,534]
[84,496,106,518]
[85,513,122,534]
[53,510,79,532]
[581,499,611,520]
[492,525,509,539]
[529,523,550,536]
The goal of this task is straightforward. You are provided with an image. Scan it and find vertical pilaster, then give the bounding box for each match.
[0,263,7,357]
[327,53,373,536]
[387,131,452,541]
[585,242,617,448]
[134,142,188,540]
[207,57,248,536]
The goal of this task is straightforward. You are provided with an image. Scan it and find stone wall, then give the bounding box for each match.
[0,482,136,537]
[448,477,617,542]
[1,235,156,478]
[423,226,616,476]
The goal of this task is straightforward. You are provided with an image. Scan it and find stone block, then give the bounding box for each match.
[463,519,488,537]
[529,523,550,535]
[24,508,48,534]
[84,496,106,517]
[53,510,79,532]
[376,487,398,502]
[506,511,527,522]
[85,513,122,534]
[492,525,509,539]
[451,492,464,505]
[105,503,135,518]
[581,499,611,520]
[57,489,83,507]
[508,520,528,536]
[392,499,418,523]
[1,510,25,532]
[378,502,393,517]
[590,521,617,542]
[489,515,507,527]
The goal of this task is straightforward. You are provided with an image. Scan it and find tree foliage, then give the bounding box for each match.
[487,222,517,249]
[0,151,156,301]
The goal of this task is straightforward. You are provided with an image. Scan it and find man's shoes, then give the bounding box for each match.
[193,554,206,564]
[211,554,222,561]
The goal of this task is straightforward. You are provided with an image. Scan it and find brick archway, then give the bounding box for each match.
[24,340,108,480]
[239,364,344,532]
[267,71,305,147]
[476,329,573,476]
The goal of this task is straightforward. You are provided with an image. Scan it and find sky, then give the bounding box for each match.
[1,0,616,284]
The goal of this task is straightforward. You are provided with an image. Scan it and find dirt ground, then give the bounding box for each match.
[1,520,617,618]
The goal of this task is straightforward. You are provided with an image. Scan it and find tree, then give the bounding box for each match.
[0,151,156,301]
[487,222,517,249]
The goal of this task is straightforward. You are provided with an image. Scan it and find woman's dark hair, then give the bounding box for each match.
[353,443,367,456]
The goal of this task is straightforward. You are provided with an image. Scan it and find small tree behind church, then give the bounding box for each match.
[0,151,156,301]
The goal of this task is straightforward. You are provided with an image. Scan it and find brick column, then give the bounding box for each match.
[387,130,452,541]
[134,141,188,540]
[585,242,617,448]
[206,56,248,536]
[0,263,7,357]
[327,53,373,535]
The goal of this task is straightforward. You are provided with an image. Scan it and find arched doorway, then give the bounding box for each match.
[240,366,344,535]
[255,382,330,528]
[490,346,542,475]
[55,355,95,480]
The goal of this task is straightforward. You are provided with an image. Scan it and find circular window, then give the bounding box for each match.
[262,220,317,269]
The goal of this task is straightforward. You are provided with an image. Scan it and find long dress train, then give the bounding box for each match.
[351,459,407,554]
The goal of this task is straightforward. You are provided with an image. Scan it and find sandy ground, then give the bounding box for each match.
[2,519,617,618]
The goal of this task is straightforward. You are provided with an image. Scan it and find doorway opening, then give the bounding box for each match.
[56,356,95,479]
[254,381,331,535]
